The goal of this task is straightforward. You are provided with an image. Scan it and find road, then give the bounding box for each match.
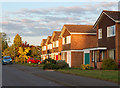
[2,64,119,87]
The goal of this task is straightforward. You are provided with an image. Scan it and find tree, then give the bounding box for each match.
[14,34,22,48]
[30,46,38,57]
[13,34,22,57]
[18,47,31,63]
[0,32,9,52]
[2,44,14,59]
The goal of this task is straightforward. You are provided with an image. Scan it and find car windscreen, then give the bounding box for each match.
[3,56,10,59]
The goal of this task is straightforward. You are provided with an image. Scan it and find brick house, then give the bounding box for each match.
[60,24,97,67]
[50,31,61,60]
[45,36,53,59]
[41,39,47,60]
[85,10,120,69]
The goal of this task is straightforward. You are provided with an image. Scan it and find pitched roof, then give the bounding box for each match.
[45,36,52,45]
[64,24,96,33]
[41,39,47,46]
[51,31,61,42]
[94,10,120,28]
[103,10,120,21]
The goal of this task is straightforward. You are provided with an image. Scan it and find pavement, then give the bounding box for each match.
[2,64,119,87]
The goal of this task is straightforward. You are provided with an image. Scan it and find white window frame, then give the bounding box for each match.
[109,49,115,60]
[62,37,65,45]
[107,25,116,37]
[66,36,71,44]
[56,41,59,47]
[42,46,46,51]
[49,44,52,49]
[98,28,102,39]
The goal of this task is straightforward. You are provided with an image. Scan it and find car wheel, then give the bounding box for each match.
[38,62,40,64]
[29,61,31,64]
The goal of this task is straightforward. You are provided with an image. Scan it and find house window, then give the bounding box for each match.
[98,28,102,39]
[62,38,65,45]
[92,51,95,62]
[42,46,46,51]
[101,51,104,60]
[53,42,55,47]
[65,37,67,44]
[50,44,52,49]
[107,25,116,37]
[109,49,115,60]
[99,51,105,61]
[66,36,71,44]
[56,41,59,47]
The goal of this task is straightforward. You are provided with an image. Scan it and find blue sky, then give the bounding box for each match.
[0,1,119,46]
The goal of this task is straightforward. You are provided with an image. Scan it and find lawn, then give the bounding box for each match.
[57,69,119,83]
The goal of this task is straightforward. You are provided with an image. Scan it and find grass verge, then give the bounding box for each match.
[57,69,119,83]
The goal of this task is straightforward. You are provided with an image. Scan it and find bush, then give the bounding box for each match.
[43,60,69,70]
[43,63,59,70]
[56,60,69,69]
[101,58,117,70]
[42,58,56,64]
[81,64,91,70]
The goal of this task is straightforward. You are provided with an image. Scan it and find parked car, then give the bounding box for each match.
[2,56,12,65]
[27,57,41,64]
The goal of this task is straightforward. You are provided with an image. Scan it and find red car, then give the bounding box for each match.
[27,57,41,64]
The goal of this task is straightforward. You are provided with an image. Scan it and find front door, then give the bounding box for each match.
[85,53,90,65]
[56,55,58,60]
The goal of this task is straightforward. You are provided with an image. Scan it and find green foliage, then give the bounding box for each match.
[0,33,9,52]
[101,58,118,70]
[56,60,69,69]
[43,63,59,70]
[30,46,39,57]
[2,44,14,59]
[42,58,56,64]
[43,60,69,70]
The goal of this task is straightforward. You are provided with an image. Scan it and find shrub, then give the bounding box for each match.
[43,60,69,70]
[42,58,56,64]
[101,58,117,70]
[56,60,69,69]
[81,64,91,70]
[43,63,59,70]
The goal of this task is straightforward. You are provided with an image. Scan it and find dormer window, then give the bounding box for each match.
[107,25,115,37]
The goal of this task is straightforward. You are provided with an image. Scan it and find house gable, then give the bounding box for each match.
[94,10,120,29]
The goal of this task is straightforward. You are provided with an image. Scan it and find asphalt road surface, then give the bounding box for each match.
[2,64,119,87]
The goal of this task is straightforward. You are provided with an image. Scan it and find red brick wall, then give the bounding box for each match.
[42,51,46,54]
[62,28,70,37]
[71,34,97,50]
[62,44,71,50]
[58,38,62,52]
[97,14,115,49]
[71,52,83,68]
[115,23,120,63]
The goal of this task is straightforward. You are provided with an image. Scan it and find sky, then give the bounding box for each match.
[0,0,119,46]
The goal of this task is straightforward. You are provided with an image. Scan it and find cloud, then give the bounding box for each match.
[1,2,118,45]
